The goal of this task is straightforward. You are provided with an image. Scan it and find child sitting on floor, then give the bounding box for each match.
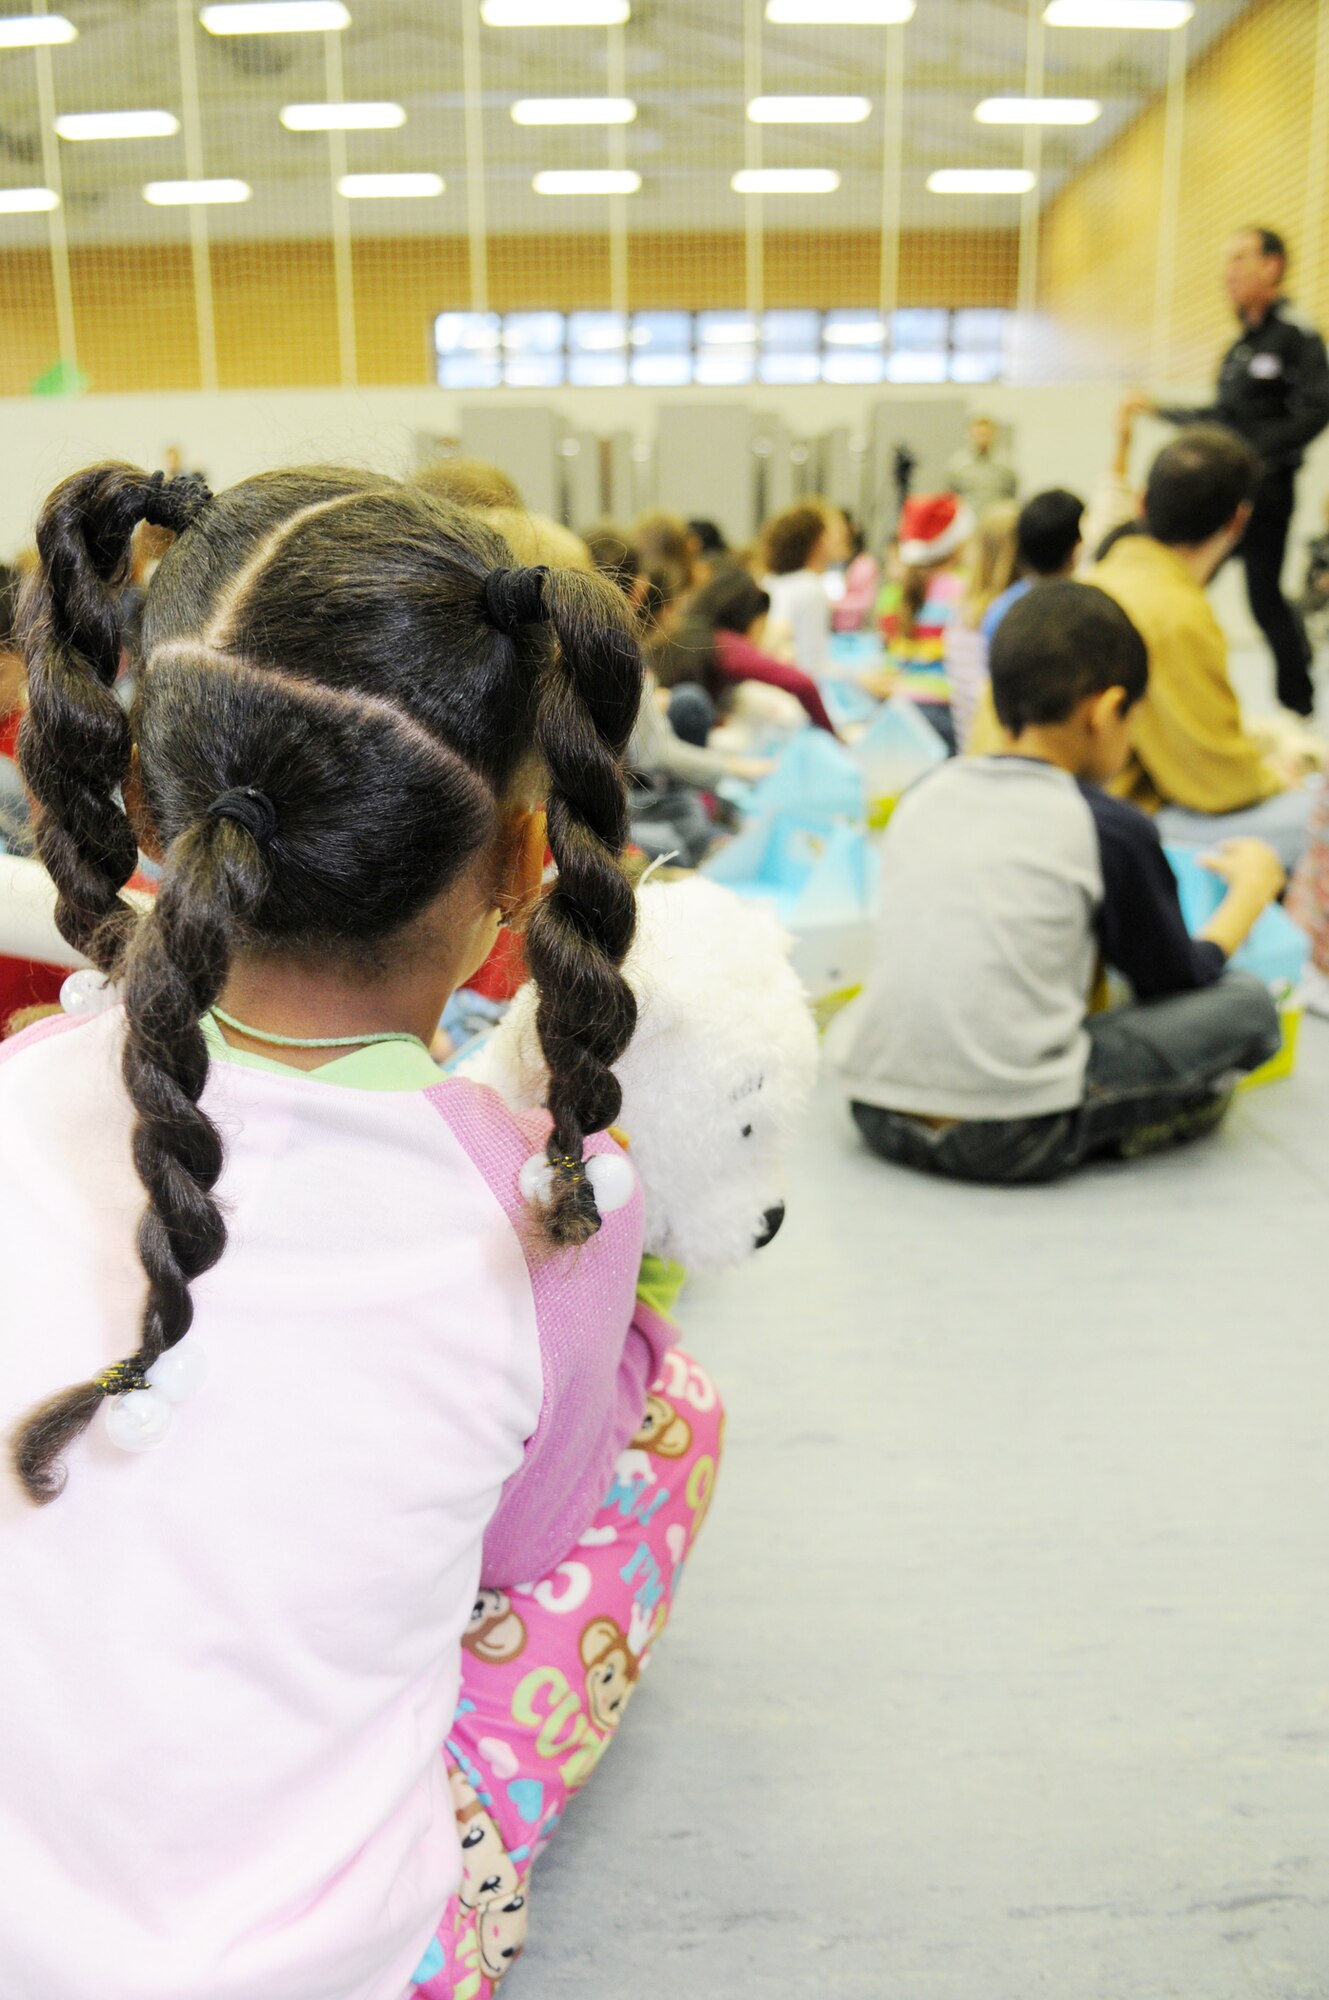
[0,462,722,2000]
[830,580,1284,1184]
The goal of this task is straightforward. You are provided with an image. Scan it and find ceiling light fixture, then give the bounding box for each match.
[747,95,871,122]
[511,96,636,124]
[975,96,1101,123]
[200,2,350,33]
[927,168,1036,193]
[143,177,253,204]
[281,101,405,130]
[732,168,840,193]
[0,185,60,210]
[1043,0,1192,26]
[56,111,181,140]
[766,0,914,21]
[482,0,630,24]
[337,171,444,197]
[0,13,76,45]
[533,168,640,194]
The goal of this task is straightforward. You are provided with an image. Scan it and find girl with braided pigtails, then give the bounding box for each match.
[0,464,723,2000]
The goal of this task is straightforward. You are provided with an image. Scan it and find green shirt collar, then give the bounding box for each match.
[200,1011,441,1092]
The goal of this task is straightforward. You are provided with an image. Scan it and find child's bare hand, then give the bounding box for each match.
[1200,838,1286,904]
[727,756,775,782]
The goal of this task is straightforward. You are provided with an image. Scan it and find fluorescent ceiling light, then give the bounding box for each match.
[1044,0,1192,25]
[732,168,840,194]
[533,169,640,194]
[766,0,914,20]
[338,171,443,197]
[200,2,349,32]
[511,97,636,124]
[0,13,76,45]
[0,185,59,211]
[281,101,405,130]
[927,168,1036,194]
[482,0,630,23]
[747,95,871,123]
[56,110,181,140]
[975,96,1101,124]
[143,177,252,204]
[701,320,757,343]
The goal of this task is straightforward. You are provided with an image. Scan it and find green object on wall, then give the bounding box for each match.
[30,357,89,397]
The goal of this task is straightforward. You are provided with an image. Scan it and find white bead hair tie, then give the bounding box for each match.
[60,969,121,1017]
[101,1343,209,1454]
[519,1150,636,1215]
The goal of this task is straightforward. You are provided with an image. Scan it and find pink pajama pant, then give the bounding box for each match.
[406,1346,724,1998]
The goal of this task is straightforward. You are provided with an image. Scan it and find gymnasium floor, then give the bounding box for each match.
[524,1013,1329,2000]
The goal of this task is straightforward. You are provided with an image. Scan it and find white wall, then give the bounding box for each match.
[4,378,1327,654]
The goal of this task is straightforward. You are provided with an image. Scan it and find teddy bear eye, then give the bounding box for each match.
[741,1123,753,1139]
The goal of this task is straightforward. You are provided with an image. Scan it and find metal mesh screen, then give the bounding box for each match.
[0,0,1320,398]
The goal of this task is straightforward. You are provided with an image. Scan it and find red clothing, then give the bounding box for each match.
[0,709,19,760]
[713,629,839,736]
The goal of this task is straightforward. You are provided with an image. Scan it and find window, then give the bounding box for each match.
[567,310,628,386]
[433,308,1012,387]
[502,311,565,387]
[885,309,949,384]
[435,311,501,388]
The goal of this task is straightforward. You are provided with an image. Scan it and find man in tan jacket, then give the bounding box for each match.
[1086,427,1312,870]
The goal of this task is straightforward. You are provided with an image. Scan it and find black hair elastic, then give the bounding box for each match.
[484,564,548,636]
[143,469,214,535]
[206,787,279,847]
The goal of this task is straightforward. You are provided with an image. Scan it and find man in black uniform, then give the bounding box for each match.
[1133,227,1329,715]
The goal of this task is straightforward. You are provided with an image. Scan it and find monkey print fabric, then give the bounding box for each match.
[406,1346,723,1999]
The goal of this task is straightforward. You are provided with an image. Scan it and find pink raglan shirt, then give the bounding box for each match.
[0,1008,660,2000]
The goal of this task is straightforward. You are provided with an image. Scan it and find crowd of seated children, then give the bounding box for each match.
[657,569,840,736]
[829,580,1284,1184]
[0,459,723,2000]
[965,429,1315,874]
[582,520,769,863]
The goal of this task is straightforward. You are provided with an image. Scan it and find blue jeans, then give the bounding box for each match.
[1155,783,1315,875]
[851,971,1282,1185]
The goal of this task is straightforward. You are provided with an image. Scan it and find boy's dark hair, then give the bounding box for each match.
[762,503,826,576]
[687,519,727,554]
[14,463,643,1502]
[990,579,1147,735]
[1144,426,1259,545]
[1016,488,1084,576]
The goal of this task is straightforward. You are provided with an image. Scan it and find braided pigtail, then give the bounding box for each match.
[12,809,251,1502]
[520,566,643,1248]
[17,462,212,973]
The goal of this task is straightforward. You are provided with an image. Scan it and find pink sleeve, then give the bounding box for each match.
[424,1078,651,1588]
[0,1006,92,1069]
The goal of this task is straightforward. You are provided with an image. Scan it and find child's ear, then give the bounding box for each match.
[1087,687,1129,735]
[499,806,547,927]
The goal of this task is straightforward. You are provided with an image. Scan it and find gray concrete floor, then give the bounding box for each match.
[524,1017,1329,1999]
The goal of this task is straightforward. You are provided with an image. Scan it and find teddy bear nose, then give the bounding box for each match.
[755,1203,785,1249]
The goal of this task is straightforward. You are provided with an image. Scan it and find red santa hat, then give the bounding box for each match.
[897,492,976,567]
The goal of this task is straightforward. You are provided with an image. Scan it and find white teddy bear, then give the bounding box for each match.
[464,875,820,1274]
